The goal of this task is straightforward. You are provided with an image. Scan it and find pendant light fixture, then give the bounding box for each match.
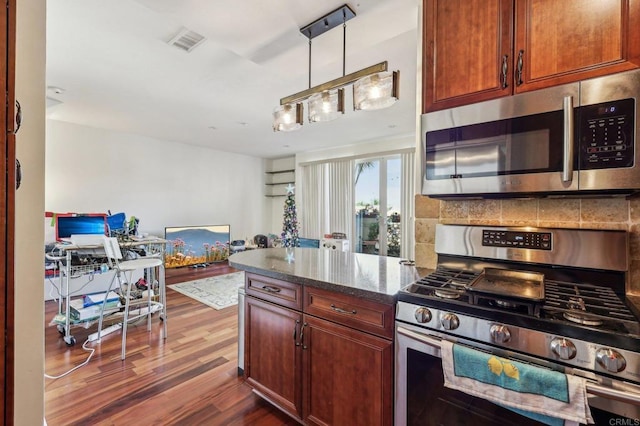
[308,89,344,122]
[273,103,303,132]
[272,4,399,132]
[353,70,399,110]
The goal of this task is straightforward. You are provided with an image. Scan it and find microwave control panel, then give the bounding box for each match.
[482,230,552,250]
[579,98,635,170]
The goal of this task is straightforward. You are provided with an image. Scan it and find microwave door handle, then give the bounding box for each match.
[563,95,574,183]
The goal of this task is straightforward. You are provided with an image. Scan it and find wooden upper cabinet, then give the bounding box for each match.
[514,0,640,92]
[423,0,513,113]
[423,0,640,112]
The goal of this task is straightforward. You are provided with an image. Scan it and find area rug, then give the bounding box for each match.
[168,271,245,310]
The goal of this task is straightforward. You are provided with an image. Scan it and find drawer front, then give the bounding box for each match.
[304,287,394,339]
[246,273,302,310]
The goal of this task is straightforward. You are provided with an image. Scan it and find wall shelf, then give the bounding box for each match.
[266,169,295,174]
[265,168,295,197]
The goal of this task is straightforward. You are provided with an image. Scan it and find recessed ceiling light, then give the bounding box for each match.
[47,86,65,95]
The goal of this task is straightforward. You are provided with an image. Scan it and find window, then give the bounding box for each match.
[354,156,402,257]
[299,150,414,260]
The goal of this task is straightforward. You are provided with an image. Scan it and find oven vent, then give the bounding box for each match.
[167,28,206,52]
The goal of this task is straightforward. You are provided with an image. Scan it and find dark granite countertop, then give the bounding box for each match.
[229,248,420,304]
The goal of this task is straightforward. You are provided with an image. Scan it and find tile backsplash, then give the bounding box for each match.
[414,195,640,294]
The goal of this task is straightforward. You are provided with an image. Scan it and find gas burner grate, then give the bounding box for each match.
[416,267,478,289]
[544,281,637,322]
[403,267,478,301]
[543,280,640,335]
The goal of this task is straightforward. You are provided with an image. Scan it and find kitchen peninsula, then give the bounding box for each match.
[229,248,419,426]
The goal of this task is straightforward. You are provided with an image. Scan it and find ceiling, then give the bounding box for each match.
[46,0,419,159]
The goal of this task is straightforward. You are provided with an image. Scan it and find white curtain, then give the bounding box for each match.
[299,162,327,238]
[300,160,353,240]
[400,151,415,260]
[327,159,354,241]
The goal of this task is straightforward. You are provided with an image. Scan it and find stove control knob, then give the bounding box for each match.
[489,324,511,343]
[596,348,627,373]
[550,338,577,360]
[414,307,432,324]
[441,313,460,330]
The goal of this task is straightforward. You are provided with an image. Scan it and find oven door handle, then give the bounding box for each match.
[397,325,444,354]
[585,383,640,406]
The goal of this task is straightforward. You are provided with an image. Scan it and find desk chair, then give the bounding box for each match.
[97,236,166,360]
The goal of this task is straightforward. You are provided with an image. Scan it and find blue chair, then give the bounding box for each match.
[107,212,127,236]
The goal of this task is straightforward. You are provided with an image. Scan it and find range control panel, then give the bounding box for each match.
[580,98,635,170]
[482,230,552,250]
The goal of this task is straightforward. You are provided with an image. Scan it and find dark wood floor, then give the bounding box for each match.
[44,263,298,425]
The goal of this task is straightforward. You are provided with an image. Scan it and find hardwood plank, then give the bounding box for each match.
[44,265,295,425]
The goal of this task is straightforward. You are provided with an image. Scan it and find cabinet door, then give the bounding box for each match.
[245,296,303,420]
[303,315,393,426]
[423,0,514,112]
[514,0,640,92]
[2,1,15,422]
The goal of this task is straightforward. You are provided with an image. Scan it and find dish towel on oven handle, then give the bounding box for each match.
[440,340,594,426]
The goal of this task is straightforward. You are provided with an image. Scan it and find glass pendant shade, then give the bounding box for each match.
[353,70,399,111]
[273,103,303,132]
[308,89,345,122]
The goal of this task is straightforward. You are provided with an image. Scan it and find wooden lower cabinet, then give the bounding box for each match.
[245,296,303,419]
[303,315,392,426]
[245,284,393,426]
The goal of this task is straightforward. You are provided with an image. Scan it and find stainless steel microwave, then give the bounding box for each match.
[421,69,640,198]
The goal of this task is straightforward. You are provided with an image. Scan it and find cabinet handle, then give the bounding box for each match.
[293,319,300,346]
[515,50,524,86]
[16,158,21,190]
[330,304,357,315]
[13,99,22,135]
[500,55,508,89]
[300,322,307,350]
[262,285,281,293]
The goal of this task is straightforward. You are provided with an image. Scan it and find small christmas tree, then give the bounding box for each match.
[281,184,300,248]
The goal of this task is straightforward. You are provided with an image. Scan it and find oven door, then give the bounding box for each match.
[395,322,640,426]
[395,322,547,426]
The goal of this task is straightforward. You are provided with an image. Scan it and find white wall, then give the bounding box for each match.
[295,135,415,166]
[15,0,46,424]
[45,120,270,241]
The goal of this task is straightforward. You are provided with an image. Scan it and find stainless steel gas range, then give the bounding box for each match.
[395,224,640,425]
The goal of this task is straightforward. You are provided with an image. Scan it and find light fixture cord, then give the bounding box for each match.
[342,15,346,77]
[308,38,312,89]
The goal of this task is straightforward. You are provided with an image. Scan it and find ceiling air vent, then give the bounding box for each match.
[168,28,206,52]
